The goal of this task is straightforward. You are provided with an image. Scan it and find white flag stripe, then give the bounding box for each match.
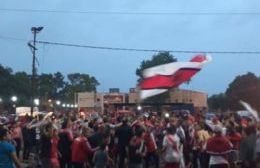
[143,55,212,78]
[143,62,201,78]
[140,89,168,99]
[239,100,259,122]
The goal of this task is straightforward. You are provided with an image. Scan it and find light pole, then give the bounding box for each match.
[55,100,61,112]
[30,26,43,116]
[34,98,40,114]
[11,96,17,114]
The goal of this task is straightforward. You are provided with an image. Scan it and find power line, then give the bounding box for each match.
[37,40,260,54]
[0,8,260,15]
[1,35,260,54]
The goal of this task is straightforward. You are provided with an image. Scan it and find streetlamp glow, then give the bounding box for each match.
[34,98,40,106]
[62,104,66,108]
[66,104,70,108]
[56,100,61,106]
[137,105,142,111]
[11,96,17,102]
[0,98,2,103]
[75,104,78,108]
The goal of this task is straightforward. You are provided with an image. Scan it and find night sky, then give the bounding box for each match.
[1,0,260,95]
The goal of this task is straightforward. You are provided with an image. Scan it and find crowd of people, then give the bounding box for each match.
[0,110,260,168]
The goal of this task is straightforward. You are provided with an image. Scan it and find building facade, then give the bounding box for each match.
[77,88,207,113]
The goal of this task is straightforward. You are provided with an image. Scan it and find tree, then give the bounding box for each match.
[226,72,260,111]
[208,93,228,111]
[12,72,31,106]
[37,72,65,100]
[0,64,13,97]
[0,63,100,110]
[52,72,66,99]
[61,73,99,101]
[0,65,13,110]
[136,51,177,82]
[136,52,177,103]
[38,73,55,99]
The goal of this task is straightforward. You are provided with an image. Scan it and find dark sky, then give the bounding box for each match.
[1,0,260,95]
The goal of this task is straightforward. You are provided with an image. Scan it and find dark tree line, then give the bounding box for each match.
[208,72,260,112]
[0,64,99,109]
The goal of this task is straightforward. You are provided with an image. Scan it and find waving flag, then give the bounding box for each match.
[139,54,212,99]
[239,100,259,122]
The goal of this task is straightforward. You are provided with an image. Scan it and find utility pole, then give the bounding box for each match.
[30,27,43,116]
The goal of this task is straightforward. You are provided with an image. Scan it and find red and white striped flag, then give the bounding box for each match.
[139,54,212,99]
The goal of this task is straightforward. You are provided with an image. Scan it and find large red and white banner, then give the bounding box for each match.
[139,55,212,99]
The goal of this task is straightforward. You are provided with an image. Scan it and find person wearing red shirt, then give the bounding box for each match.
[51,128,60,168]
[71,126,98,168]
[226,127,241,168]
[227,127,241,150]
[11,122,23,158]
[206,126,233,168]
[144,125,159,168]
[58,118,73,168]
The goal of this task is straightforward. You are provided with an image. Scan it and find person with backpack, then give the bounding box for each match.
[162,125,181,168]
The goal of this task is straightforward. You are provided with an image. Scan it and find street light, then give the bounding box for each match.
[62,104,66,108]
[56,100,61,106]
[34,98,40,106]
[0,98,2,103]
[31,27,44,32]
[11,96,17,102]
[137,105,142,111]
[11,96,17,114]
[165,113,170,118]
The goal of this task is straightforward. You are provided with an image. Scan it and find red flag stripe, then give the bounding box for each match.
[140,68,200,89]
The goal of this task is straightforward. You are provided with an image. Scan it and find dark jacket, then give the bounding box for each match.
[240,134,256,162]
